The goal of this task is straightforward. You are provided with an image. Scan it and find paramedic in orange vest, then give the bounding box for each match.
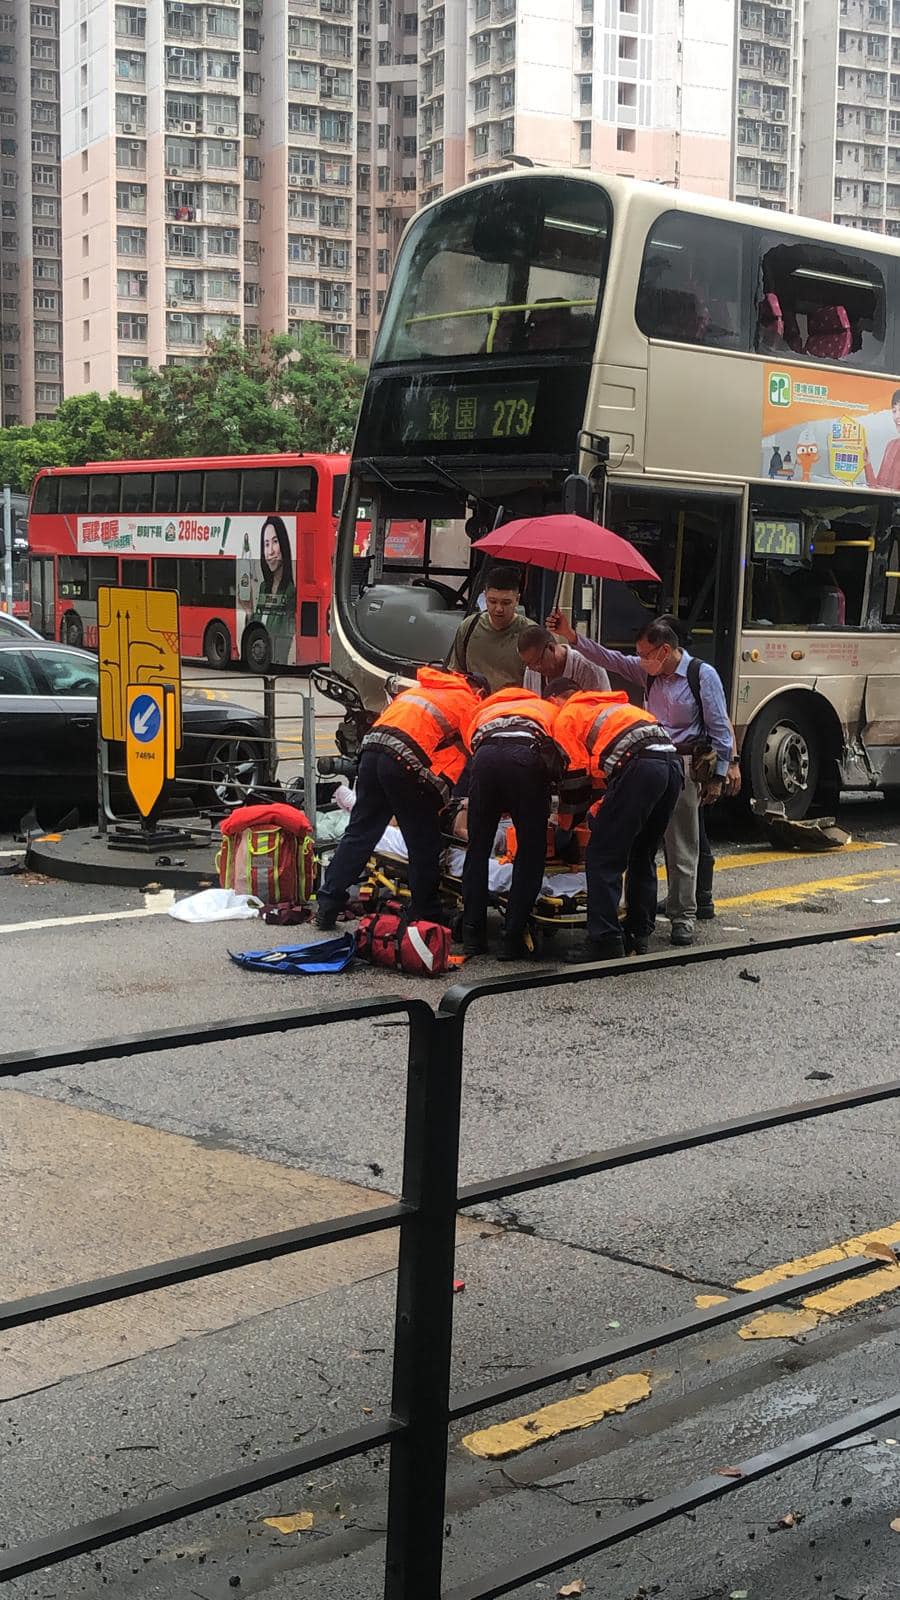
[461,686,567,961]
[550,679,682,963]
[316,667,487,930]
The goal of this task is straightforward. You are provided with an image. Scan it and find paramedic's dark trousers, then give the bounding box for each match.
[317,748,444,922]
[462,741,551,940]
[586,754,683,943]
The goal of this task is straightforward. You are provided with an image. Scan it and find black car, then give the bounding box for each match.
[0,640,269,822]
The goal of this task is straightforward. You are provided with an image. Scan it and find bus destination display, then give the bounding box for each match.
[751,517,804,560]
[401,381,539,444]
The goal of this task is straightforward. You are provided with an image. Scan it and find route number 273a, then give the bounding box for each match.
[491,397,536,437]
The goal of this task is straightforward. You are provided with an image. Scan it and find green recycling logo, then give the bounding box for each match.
[769,372,791,407]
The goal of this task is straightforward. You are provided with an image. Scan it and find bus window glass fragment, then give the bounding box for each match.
[755,238,886,368]
[374,175,610,366]
[636,211,746,350]
[883,533,900,625]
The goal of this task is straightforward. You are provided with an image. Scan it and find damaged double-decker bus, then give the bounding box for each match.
[322,170,900,817]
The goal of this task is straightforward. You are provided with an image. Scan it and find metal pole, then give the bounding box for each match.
[262,675,277,787]
[96,730,108,839]
[383,1009,464,1600]
[302,683,316,833]
[1,485,12,615]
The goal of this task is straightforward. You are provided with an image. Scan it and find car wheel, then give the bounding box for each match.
[743,696,821,821]
[203,620,232,670]
[241,624,272,673]
[62,612,84,647]
[203,737,264,811]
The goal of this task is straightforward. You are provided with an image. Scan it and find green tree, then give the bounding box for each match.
[0,422,69,493]
[135,330,365,457]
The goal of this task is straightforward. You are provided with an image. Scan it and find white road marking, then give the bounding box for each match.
[0,848,26,857]
[0,889,176,936]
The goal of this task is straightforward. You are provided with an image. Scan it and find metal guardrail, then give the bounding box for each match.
[1,918,899,1595]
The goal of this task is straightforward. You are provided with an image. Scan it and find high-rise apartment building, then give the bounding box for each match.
[417,0,735,205]
[801,0,900,235]
[354,0,417,363]
[733,1,804,214]
[0,0,62,427]
[57,0,363,399]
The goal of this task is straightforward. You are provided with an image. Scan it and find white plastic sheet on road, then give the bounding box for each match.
[169,888,263,923]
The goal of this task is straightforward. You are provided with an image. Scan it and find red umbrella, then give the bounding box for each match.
[472,514,660,584]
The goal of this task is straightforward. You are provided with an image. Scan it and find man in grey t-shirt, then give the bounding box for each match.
[446,564,533,693]
[517,624,610,694]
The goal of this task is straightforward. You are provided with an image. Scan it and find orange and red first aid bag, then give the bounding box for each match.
[217,803,316,907]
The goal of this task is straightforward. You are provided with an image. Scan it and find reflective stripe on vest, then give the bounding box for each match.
[399,694,456,740]
[586,708,675,778]
[472,713,545,748]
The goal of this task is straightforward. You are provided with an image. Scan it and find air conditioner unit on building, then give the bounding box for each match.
[223,140,235,150]
[231,53,240,64]
[167,165,178,174]
[324,66,338,76]
[182,120,196,132]
[289,46,301,57]
[122,122,135,133]
[169,47,186,59]
[302,176,315,186]
[772,109,785,121]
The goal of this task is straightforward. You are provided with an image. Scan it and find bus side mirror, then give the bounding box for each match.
[563,474,593,519]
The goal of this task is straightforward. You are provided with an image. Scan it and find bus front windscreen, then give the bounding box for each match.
[374,174,611,369]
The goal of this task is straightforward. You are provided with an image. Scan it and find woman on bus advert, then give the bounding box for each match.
[250,515,297,665]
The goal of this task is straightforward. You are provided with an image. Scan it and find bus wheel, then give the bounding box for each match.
[744,697,820,821]
[203,620,231,670]
[242,624,272,673]
[62,612,84,647]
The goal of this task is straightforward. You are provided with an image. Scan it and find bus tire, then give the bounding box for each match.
[241,624,272,673]
[742,695,821,821]
[203,620,232,670]
[62,612,84,647]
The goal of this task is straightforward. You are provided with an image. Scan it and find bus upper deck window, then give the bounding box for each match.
[58,476,89,515]
[89,476,121,515]
[278,466,316,511]
[756,239,886,367]
[120,472,153,514]
[373,174,610,365]
[154,472,177,513]
[636,211,746,350]
[205,469,239,512]
[32,476,58,514]
[178,472,203,512]
[241,468,277,512]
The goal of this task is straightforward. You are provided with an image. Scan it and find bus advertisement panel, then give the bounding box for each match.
[762,364,900,490]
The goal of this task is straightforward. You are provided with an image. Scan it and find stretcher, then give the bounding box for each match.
[357,825,589,934]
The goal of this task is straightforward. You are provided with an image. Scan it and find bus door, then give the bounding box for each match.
[121,558,149,588]
[601,482,742,696]
[29,555,55,639]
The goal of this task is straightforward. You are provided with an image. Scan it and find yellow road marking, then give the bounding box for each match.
[736,1223,900,1340]
[716,866,900,910]
[262,1512,315,1535]
[461,1373,651,1460]
[711,842,885,872]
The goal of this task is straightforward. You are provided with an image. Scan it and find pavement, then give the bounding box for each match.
[1,739,899,1599]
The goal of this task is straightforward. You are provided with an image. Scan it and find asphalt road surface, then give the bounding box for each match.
[1,774,899,1600]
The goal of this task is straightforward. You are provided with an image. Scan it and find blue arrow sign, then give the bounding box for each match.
[128,692,162,744]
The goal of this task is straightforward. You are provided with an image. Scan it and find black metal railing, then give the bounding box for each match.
[2,916,899,1597]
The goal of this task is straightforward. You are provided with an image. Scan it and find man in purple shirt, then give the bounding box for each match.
[547,610,736,945]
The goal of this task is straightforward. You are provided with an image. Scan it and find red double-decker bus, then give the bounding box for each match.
[26,452,348,670]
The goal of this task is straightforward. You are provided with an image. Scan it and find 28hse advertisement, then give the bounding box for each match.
[762,363,900,490]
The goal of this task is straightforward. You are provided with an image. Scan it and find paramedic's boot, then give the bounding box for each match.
[315,902,340,931]
[461,922,488,956]
[563,933,626,964]
[696,852,716,920]
[496,928,536,962]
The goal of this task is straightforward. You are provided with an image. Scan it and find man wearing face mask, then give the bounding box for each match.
[547,610,735,946]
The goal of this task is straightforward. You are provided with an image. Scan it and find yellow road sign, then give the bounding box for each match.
[97,586,181,746]
[125,684,171,818]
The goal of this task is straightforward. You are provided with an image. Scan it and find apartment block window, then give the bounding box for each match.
[34,291,57,311]
[207,227,239,256]
[402,95,416,116]
[376,247,390,274]
[207,51,239,81]
[474,32,490,66]
[115,50,145,81]
[321,111,352,142]
[31,8,56,29]
[288,278,317,307]
[289,105,318,135]
[118,312,147,340]
[117,138,146,170]
[33,228,58,250]
[35,383,61,405]
[289,61,318,93]
[244,155,261,180]
[116,182,146,212]
[116,5,145,37]
[616,128,635,152]
[866,71,886,96]
[207,6,239,39]
[207,141,239,170]
[117,268,147,298]
[244,71,261,95]
[34,259,58,280]
[357,205,371,231]
[118,355,148,384]
[288,233,316,263]
[474,80,490,112]
[244,197,261,223]
[35,322,59,344]
[617,82,636,107]
[580,74,592,107]
[117,225,146,256]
